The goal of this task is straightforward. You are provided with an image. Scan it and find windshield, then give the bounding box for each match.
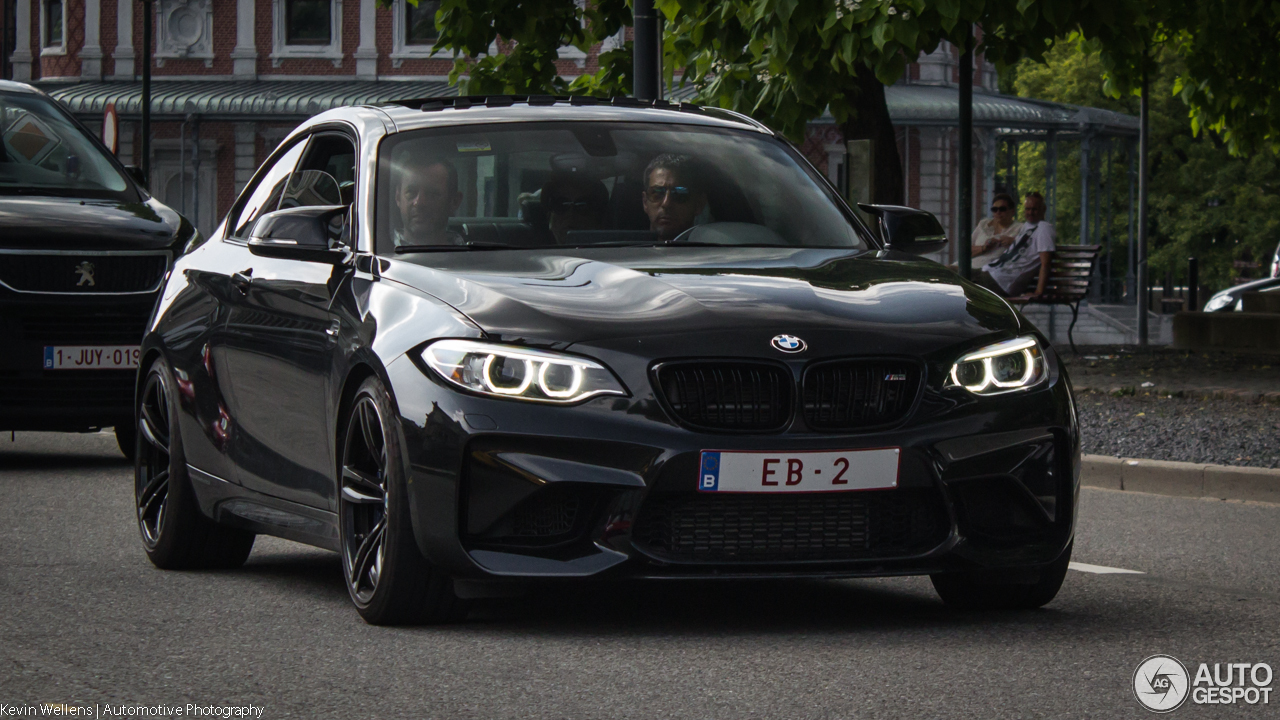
[375,121,870,254]
[0,91,134,199]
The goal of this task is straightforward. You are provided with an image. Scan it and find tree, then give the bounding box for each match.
[411,1,1108,204]
[1008,40,1280,291]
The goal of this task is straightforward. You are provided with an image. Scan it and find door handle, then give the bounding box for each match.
[231,269,253,293]
[325,319,341,338]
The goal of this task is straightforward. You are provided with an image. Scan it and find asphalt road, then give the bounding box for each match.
[3,431,1278,719]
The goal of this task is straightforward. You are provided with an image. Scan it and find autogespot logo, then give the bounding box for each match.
[1134,655,1190,713]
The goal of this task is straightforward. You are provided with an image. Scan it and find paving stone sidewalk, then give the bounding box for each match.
[1063,346,1280,402]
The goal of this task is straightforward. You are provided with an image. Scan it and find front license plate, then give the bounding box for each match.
[698,448,900,493]
[44,346,141,370]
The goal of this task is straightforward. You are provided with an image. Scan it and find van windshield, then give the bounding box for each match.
[375,121,870,254]
[0,91,135,200]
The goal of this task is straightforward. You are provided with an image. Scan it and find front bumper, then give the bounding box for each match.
[0,293,154,431]
[385,344,1080,582]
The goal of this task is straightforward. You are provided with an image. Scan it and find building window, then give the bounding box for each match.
[286,0,332,45]
[404,0,440,45]
[41,0,65,52]
[271,0,344,67]
[390,0,441,66]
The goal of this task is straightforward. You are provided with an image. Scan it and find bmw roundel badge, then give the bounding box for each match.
[770,334,807,353]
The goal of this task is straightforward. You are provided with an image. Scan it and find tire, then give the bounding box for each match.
[931,541,1073,611]
[338,376,467,625]
[115,419,136,461]
[136,357,255,569]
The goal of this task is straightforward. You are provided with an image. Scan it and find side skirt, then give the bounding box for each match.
[187,465,340,552]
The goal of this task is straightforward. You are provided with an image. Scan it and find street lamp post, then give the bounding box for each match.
[633,0,659,101]
[957,26,974,280]
[140,0,152,186]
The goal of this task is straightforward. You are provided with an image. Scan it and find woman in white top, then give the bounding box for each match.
[968,192,1019,270]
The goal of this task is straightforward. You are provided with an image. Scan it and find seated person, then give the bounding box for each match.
[969,192,1019,270]
[393,159,464,247]
[641,153,708,240]
[973,192,1055,297]
[541,172,609,243]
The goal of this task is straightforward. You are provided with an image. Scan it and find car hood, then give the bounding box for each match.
[386,246,1023,352]
[0,196,185,251]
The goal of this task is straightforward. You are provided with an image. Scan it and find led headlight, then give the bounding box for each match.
[422,339,628,404]
[946,336,1047,396]
[1202,292,1235,312]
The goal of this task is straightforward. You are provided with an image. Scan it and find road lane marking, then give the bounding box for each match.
[1069,561,1145,575]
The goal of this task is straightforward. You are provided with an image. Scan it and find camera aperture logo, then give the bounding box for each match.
[1134,655,1190,712]
[1133,655,1274,712]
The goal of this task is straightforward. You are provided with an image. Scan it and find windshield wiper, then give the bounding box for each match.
[395,242,519,253]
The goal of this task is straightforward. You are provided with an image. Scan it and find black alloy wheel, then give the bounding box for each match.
[930,540,1073,610]
[338,376,466,625]
[136,370,172,548]
[135,357,254,569]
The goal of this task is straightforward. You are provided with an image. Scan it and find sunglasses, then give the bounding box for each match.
[645,185,694,204]
[991,205,1011,212]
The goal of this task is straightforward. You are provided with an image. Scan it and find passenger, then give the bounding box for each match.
[641,153,707,240]
[973,191,1056,298]
[969,192,1019,271]
[393,159,464,247]
[541,173,609,243]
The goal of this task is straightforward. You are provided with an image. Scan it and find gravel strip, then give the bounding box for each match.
[1077,392,1280,469]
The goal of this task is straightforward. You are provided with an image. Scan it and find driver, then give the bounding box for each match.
[641,154,707,240]
[393,159,465,247]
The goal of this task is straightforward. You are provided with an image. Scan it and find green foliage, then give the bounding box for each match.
[1011,41,1280,292]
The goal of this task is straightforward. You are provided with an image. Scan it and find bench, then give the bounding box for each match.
[1003,244,1102,354]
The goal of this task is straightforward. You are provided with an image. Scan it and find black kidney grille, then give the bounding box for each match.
[803,360,922,430]
[0,254,167,293]
[658,362,792,431]
[631,489,948,563]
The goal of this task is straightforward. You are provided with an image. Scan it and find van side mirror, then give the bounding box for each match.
[247,205,351,264]
[858,204,949,255]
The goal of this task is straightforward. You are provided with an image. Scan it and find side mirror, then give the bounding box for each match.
[247,205,351,264]
[125,165,147,188]
[858,204,949,255]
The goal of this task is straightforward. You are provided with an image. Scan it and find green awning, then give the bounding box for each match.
[38,80,456,121]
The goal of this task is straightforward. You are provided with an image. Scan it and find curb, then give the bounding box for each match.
[1075,385,1280,403]
[1081,454,1280,504]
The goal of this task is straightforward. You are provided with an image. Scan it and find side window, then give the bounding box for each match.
[229,140,307,239]
[288,133,357,207]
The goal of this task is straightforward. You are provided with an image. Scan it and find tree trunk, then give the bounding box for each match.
[842,66,904,206]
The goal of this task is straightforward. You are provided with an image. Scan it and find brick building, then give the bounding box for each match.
[3,0,1135,259]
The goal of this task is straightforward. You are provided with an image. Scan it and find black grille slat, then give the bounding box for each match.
[632,489,948,563]
[17,309,153,346]
[657,362,792,432]
[802,360,921,430]
[0,254,167,294]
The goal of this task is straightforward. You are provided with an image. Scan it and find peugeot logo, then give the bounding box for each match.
[74,261,95,287]
[770,334,807,353]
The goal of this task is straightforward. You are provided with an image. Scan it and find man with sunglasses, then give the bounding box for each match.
[973,192,1056,298]
[641,153,708,240]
